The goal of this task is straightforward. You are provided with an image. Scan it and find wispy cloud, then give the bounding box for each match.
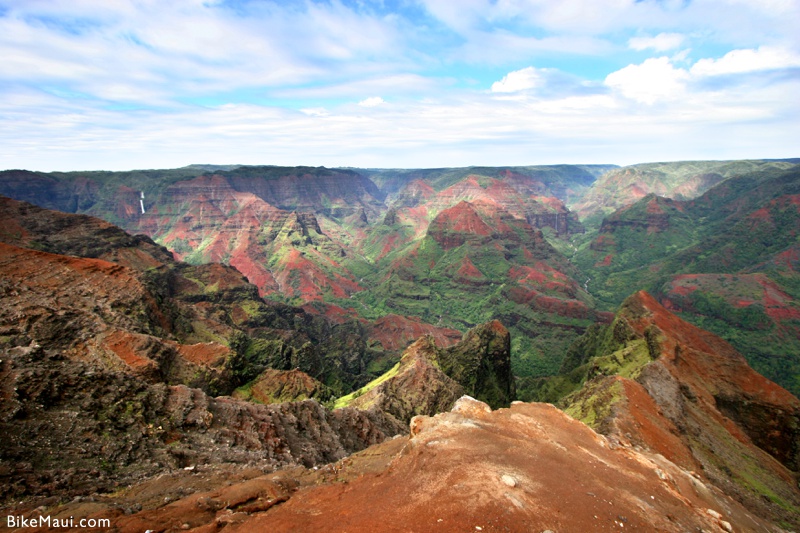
[628,32,685,52]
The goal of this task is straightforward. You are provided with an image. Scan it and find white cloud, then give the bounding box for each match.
[491,67,544,93]
[605,57,689,104]
[358,96,385,107]
[418,0,800,65]
[2,64,797,172]
[691,46,800,76]
[628,33,685,52]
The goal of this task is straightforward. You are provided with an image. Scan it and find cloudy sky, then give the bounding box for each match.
[1,0,798,171]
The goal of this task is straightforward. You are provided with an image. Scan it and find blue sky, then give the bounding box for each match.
[0,0,798,171]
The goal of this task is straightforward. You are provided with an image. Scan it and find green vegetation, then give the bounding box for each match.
[333,362,401,409]
[339,222,598,381]
[563,377,624,429]
[516,310,658,403]
[572,164,800,395]
[571,159,797,222]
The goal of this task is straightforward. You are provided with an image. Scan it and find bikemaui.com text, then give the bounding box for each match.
[8,515,111,528]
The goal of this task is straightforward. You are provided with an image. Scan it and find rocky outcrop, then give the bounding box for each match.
[594,194,683,236]
[439,320,516,409]
[0,226,249,396]
[345,336,465,424]
[340,321,516,423]
[0,196,397,396]
[0,195,174,268]
[366,314,462,352]
[233,368,333,404]
[426,175,575,234]
[426,201,494,250]
[81,397,779,532]
[0,346,404,504]
[563,291,800,528]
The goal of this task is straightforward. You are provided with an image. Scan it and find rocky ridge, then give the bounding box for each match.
[571,159,796,222]
[23,396,783,532]
[573,163,800,396]
[342,336,465,424]
[562,291,800,528]
[338,319,515,423]
[0,164,612,388]
[0,195,437,397]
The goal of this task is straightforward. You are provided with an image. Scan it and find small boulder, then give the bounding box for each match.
[451,395,492,420]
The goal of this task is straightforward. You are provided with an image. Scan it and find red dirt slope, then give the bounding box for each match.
[227,398,771,532]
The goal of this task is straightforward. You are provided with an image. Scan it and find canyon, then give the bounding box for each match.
[1,158,799,530]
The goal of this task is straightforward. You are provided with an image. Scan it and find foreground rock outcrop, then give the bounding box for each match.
[438,319,515,409]
[0,344,405,504]
[31,397,781,532]
[0,196,414,504]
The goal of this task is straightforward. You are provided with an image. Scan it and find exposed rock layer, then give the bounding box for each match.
[563,291,800,528]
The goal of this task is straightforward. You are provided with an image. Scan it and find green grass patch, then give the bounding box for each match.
[563,378,624,429]
[333,361,401,409]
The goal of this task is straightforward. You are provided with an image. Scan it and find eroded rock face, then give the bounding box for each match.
[366,314,462,352]
[344,321,517,424]
[0,346,404,504]
[0,196,414,396]
[6,395,780,532]
[563,291,800,528]
[0,197,413,505]
[233,368,333,404]
[347,336,465,424]
[594,194,685,237]
[439,320,516,409]
[219,399,770,532]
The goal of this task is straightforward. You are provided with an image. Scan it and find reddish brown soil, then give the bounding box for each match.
[572,291,800,527]
[614,377,697,469]
[102,330,159,371]
[235,368,329,404]
[272,248,362,302]
[221,401,770,533]
[631,292,797,405]
[174,342,230,366]
[427,201,493,250]
[369,314,462,352]
[456,255,484,279]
